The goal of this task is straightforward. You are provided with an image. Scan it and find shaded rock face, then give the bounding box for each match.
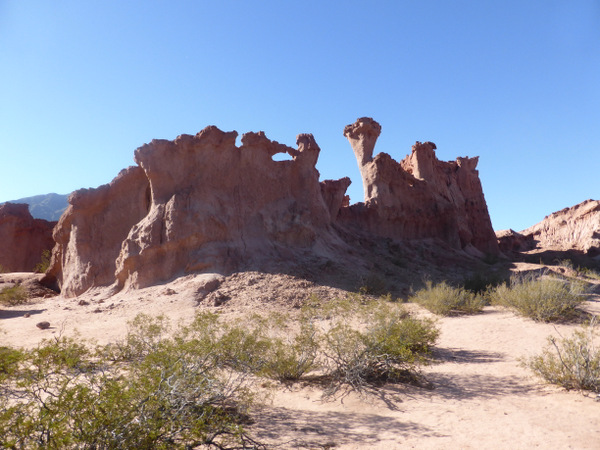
[341,117,499,256]
[48,119,499,297]
[45,167,150,296]
[520,199,600,257]
[0,203,55,272]
[496,229,535,254]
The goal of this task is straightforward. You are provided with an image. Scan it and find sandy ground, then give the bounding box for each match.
[1,271,599,449]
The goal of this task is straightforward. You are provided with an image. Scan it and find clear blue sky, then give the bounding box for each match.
[1,1,598,231]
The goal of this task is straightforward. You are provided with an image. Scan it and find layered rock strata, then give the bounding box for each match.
[520,199,600,256]
[46,119,499,297]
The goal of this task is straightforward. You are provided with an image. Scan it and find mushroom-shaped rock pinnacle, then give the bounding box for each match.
[343,117,382,167]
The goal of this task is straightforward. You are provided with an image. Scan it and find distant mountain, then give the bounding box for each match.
[6,193,69,221]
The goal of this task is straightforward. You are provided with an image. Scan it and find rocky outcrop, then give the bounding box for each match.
[44,167,150,296]
[46,119,499,297]
[520,199,600,256]
[114,127,336,291]
[496,229,535,253]
[0,203,55,272]
[340,117,499,256]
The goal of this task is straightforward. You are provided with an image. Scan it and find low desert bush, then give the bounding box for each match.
[489,275,586,322]
[410,281,486,316]
[0,298,441,446]
[0,319,264,449]
[259,318,320,381]
[320,299,439,396]
[526,319,599,393]
[0,284,28,306]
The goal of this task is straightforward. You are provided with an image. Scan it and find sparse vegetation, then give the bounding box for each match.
[526,319,599,393]
[410,280,486,316]
[0,284,28,306]
[0,318,263,449]
[0,296,439,447]
[462,270,509,294]
[358,272,388,296]
[489,275,586,322]
[33,249,52,273]
[302,295,439,396]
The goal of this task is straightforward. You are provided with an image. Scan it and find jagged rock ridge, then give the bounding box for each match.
[497,199,600,260]
[44,118,499,297]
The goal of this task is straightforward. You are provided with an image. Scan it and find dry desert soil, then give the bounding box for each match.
[1,267,599,449]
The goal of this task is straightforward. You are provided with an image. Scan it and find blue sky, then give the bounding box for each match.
[1,1,598,231]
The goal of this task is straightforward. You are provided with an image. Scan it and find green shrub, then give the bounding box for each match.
[34,249,52,273]
[0,321,264,449]
[489,275,586,322]
[259,318,320,381]
[411,281,486,316]
[0,284,28,306]
[321,299,438,396]
[526,319,599,393]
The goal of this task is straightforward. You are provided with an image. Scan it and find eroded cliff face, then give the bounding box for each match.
[113,127,335,290]
[0,203,56,272]
[341,117,499,256]
[47,119,499,297]
[520,199,600,256]
[44,167,150,296]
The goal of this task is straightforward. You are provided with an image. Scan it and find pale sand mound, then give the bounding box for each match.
[1,271,599,449]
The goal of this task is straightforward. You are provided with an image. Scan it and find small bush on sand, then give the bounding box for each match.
[0,284,28,306]
[489,275,586,322]
[526,319,599,393]
[0,318,264,449]
[320,298,439,396]
[410,281,486,316]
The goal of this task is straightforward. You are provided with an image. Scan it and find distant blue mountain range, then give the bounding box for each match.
[4,193,70,221]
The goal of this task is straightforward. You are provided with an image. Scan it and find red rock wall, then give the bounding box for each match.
[340,117,499,256]
[520,199,600,255]
[45,166,150,296]
[114,127,333,290]
[0,203,55,272]
[46,119,500,297]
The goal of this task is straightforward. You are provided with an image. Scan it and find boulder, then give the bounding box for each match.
[0,203,56,272]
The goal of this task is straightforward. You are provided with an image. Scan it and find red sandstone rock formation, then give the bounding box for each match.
[340,117,499,256]
[0,203,55,272]
[46,119,499,297]
[114,127,336,291]
[44,167,150,296]
[520,199,600,256]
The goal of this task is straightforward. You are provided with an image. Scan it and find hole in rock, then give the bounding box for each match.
[271,152,293,162]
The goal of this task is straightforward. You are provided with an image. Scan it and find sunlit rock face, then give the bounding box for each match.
[113,127,336,291]
[47,119,500,297]
[341,117,499,256]
[0,203,55,272]
[520,199,600,256]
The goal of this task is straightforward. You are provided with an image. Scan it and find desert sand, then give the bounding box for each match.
[1,269,599,449]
